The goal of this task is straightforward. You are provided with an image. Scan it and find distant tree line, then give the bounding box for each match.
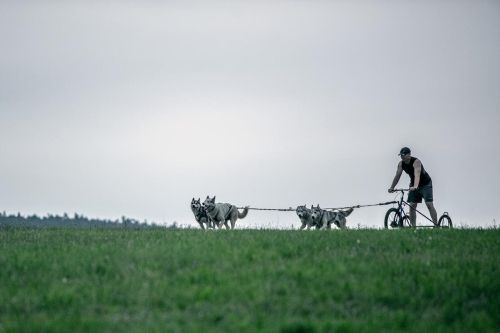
[0,211,178,229]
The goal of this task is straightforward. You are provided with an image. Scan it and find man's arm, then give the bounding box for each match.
[411,159,422,190]
[388,162,403,192]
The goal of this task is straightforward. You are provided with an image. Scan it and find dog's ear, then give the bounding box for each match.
[213,196,216,202]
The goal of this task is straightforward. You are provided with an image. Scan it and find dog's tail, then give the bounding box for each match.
[238,206,249,219]
[342,207,354,217]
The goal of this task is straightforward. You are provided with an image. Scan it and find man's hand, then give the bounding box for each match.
[388,188,395,193]
[409,186,417,192]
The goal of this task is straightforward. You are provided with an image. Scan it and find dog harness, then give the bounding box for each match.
[206,203,233,221]
[224,205,234,220]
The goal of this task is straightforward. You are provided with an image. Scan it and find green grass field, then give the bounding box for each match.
[0,228,498,333]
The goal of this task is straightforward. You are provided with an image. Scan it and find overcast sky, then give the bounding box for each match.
[1,1,499,228]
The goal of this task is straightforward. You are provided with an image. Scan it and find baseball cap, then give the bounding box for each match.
[398,147,411,156]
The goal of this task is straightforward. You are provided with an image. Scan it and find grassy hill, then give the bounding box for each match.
[0,228,498,332]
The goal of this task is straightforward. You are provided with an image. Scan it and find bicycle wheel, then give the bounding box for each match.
[384,208,402,229]
[438,213,453,228]
[402,214,412,228]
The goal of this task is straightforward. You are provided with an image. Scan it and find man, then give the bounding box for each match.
[388,147,438,227]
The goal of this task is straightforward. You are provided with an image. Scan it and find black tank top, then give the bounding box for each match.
[401,157,432,187]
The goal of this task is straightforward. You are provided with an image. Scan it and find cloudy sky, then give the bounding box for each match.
[1,1,499,228]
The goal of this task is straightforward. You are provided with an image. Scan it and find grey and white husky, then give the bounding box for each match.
[191,198,212,230]
[310,205,353,229]
[202,196,249,230]
[295,205,319,230]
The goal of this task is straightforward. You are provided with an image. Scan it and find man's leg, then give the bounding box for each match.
[409,202,417,228]
[425,201,438,226]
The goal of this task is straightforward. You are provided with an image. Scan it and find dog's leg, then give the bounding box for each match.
[334,217,345,229]
[228,210,235,229]
[320,218,328,230]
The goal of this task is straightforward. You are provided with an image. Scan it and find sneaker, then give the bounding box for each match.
[390,220,399,228]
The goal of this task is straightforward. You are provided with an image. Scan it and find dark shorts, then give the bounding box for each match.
[407,182,433,203]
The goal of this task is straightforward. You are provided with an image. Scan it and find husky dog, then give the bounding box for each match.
[202,196,249,230]
[191,198,212,230]
[295,205,319,230]
[310,205,354,229]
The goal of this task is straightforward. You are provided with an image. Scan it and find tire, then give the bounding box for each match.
[402,215,412,228]
[438,213,453,228]
[384,208,402,229]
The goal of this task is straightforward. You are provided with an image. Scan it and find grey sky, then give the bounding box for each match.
[1,1,499,228]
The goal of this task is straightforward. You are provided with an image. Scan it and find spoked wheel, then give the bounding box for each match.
[402,215,412,227]
[438,212,453,228]
[384,208,404,229]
